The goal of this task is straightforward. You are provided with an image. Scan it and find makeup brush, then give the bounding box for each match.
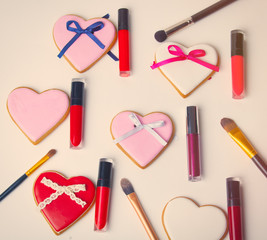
[0,149,56,201]
[221,118,267,178]
[120,178,159,240]
[154,0,237,42]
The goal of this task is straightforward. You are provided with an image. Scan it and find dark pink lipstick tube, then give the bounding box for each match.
[227,177,243,240]
[186,106,201,181]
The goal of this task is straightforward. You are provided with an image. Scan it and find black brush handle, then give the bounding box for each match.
[251,154,267,178]
[0,174,28,201]
[192,0,237,22]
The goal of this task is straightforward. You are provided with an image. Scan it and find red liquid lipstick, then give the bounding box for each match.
[186,106,201,181]
[70,78,84,149]
[231,30,245,99]
[94,158,113,231]
[118,8,130,77]
[226,177,243,240]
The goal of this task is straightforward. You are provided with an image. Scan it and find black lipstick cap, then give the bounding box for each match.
[118,8,129,30]
[231,30,244,56]
[227,177,241,206]
[97,158,113,187]
[71,79,84,106]
[187,106,199,134]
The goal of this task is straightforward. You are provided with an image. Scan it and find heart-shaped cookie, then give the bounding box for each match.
[53,15,117,73]
[162,196,228,240]
[152,42,219,98]
[33,171,95,235]
[7,87,70,145]
[110,111,174,169]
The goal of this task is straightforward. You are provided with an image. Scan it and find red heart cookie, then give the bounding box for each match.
[33,171,95,235]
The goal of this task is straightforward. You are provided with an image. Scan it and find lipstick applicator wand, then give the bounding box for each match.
[231,30,245,99]
[70,78,84,149]
[118,8,130,77]
[186,106,201,181]
[94,158,113,231]
[226,177,243,240]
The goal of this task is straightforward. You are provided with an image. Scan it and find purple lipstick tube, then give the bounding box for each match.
[186,106,201,181]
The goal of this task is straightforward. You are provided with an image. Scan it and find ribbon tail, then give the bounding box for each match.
[87,33,105,49]
[151,57,184,69]
[144,126,167,146]
[113,126,143,144]
[58,33,81,58]
[102,14,110,19]
[189,57,219,72]
[107,51,119,61]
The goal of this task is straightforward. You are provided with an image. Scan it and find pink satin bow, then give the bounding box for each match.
[151,45,219,72]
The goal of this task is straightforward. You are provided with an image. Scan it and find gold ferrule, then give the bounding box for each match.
[127,193,158,240]
[228,127,257,159]
[26,155,49,176]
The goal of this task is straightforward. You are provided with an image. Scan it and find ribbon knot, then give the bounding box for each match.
[57,20,105,58]
[37,177,87,210]
[113,113,167,146]
[151,45,219,72]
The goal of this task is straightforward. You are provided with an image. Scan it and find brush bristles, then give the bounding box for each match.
[120,178,134,195]
[47,149,56,158]
[154,30,167,42]
[220,118,238,133]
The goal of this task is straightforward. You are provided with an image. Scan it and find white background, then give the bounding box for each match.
[0,0,267,239]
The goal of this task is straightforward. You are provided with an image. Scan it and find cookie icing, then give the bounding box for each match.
[7,87,69,144]
[111,111,174,168]
[53,15,117,72]
[162,197,228,240]
[154,42,219,98]
[33,171,95,235]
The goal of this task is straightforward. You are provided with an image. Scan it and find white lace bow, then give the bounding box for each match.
[38,177,87,210]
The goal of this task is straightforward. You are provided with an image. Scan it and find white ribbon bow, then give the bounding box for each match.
[38,177,87,210]
[113,113,167,146]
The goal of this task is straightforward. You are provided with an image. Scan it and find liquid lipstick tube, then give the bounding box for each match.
[226,177,243,240]
[94,158,113,231]
[70,78,84,149]
[118,8,130,77]
[231,30,245,99]
[186,106,201,181]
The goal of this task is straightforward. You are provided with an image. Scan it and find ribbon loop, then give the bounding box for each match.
[57,20,105,58]
[151,44,219,72]
[113,113,167,146]
[38,177,87,210]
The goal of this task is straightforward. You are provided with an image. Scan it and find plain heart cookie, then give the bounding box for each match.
[53,15,117,73]
[110,111,174,169]
[7,87,70,145]
[162,196,228,240]
[151,42,219,98]
[33,171,95,235]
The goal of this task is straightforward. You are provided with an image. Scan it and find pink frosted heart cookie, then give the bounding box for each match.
[162,196,228,240]
[110,111,174,169]
[151,42,219,98]
[53,15,117,73]
[33,171,95,235]
[7,87,70,145]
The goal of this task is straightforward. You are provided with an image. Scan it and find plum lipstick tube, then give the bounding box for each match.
[118,8,130,77]
[94,158,113,231]
[70,78,84,149]
[186,106,201,181]
[226,177,243,240]
[231,30,245,99]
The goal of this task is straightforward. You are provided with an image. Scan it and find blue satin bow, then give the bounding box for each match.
[57,20,105,58]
